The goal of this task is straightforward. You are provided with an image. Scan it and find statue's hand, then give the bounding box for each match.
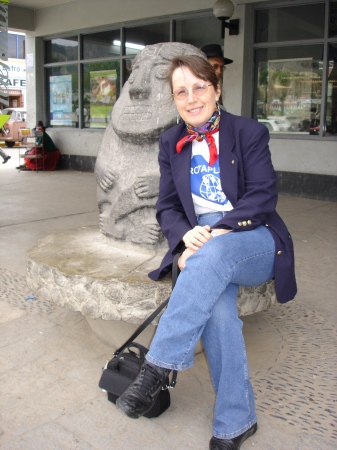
[97,170,118,192]
[133,175,159,198]
[131,222,162,245]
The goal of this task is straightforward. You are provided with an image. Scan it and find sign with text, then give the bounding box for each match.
[49,74,73,126]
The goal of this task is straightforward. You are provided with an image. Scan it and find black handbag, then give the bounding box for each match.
[98,254,180,418]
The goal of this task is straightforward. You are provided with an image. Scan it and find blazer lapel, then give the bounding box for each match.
[218,113,238,206]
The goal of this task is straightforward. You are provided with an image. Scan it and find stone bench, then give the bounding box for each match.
[26,225,277,350]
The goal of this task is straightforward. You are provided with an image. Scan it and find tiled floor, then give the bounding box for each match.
[0,151,336,449]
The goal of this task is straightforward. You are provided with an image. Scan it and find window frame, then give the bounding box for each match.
[246,0,337,140]
[43,10,222,129]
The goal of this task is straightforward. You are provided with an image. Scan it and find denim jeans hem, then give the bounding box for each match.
[146,354,194,371]
[213,418,257,440]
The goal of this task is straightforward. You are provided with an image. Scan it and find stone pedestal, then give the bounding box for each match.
[26,226,277,351]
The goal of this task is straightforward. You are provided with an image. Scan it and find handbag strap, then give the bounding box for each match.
[113,253,182,389]
[114,252,181,356]
[114,296,170,356]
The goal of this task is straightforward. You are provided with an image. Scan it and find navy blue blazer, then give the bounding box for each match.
[149,111,297,304]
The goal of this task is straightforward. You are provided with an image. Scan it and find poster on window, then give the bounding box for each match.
[49,74,72,126]
[266,58,321,117]
[90,69,117,128]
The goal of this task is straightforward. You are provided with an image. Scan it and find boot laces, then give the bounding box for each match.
[135,364,167,396]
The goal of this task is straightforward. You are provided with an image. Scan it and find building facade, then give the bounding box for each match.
[9,0,337,200]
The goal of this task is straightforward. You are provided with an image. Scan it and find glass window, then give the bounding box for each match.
[8,34,17,59]
[124,22,170,56]
[123,58,134,84]
[18,35,25,59]
[326,43,337,135]
[175,16,222,49]
[254,45,324,134]
[45,37,78,63]
[255,4,325,43]
[7,34,25,59]
[46,65,78,127]
[329,1,337,38]
[83,61,120,128]
[83,30,121,59]
[43,13,227,127]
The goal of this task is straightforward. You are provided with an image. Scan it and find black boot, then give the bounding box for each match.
[209,423,257,450]
[2,155,11,164]
[116,361,171,419]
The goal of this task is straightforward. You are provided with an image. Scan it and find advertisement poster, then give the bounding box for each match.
[90,69,117,128]
[49,74,72,126]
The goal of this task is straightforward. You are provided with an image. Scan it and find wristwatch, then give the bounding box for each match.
[211,230,219,237]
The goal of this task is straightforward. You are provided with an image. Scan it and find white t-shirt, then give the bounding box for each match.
[190,132,233,215]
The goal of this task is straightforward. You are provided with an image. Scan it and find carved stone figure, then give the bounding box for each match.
[26,45,277,336]
[95,42,205,248]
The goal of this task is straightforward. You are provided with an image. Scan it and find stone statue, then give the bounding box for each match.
[95,42,205,249]
[27,42,277,328]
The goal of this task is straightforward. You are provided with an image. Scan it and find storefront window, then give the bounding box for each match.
[253,2,337,137]
[83,61,120,128]
[45,37,78,63]
[124,22,170,56]
[8,33,25,59]
[175,16,221,48]
[254,45,324,134]
[43,13,234,128]
[326,43,337,135]
[83,30,120,59]
[255,4,325,43]
[46,65,78,127]
[330,1,337,38]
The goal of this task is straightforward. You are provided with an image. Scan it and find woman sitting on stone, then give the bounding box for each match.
[116,55,297,450]
[18,121,60,171]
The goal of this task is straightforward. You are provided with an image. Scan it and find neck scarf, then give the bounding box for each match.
[176,105,220,166]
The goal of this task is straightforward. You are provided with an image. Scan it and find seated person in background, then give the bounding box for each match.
[17,121,60,171]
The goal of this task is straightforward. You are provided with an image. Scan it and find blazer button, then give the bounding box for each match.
[265,224,269,227]
[247,220,252,225]
[238,222,242,226]
[277,250,282,255]
[242,221,247,226]
[232,160,235,164]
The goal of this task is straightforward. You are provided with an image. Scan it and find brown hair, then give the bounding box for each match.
[36,120,45,131]
[166,55,219,93]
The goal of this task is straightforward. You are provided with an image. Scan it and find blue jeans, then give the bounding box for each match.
[146,212,275,439]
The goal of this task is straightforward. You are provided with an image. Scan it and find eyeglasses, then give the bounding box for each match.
[211,64,226,72]
[172,83,213,101]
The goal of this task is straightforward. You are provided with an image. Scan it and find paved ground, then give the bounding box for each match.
[0,147,336,449]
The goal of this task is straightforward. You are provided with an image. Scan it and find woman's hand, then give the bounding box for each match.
[178,248,196,270]
[182,225,212,251]
[179,228,232,270]
[210,229,232,237]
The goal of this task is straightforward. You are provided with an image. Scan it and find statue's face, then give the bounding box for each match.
[111,43,203,144]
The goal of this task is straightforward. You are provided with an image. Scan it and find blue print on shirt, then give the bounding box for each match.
[190,154,228,205]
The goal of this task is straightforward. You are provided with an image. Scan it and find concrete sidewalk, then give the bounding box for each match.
[0,150,336,449]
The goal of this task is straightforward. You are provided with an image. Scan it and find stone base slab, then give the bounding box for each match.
[26,226,277,348]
